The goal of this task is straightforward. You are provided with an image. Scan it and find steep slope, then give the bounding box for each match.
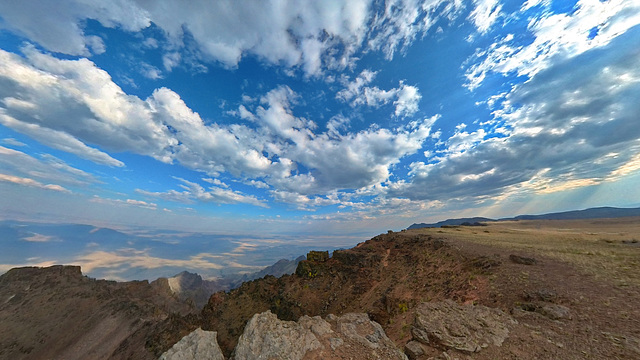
[0,266,195,360]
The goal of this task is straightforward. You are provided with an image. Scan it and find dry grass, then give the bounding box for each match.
[409,216,640,288]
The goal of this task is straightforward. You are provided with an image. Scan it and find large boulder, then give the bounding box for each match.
[159,328,224,360]
[233,310,407,359]
[411,300,516,353]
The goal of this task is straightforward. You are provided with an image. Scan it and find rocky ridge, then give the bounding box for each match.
[0,265,194,360]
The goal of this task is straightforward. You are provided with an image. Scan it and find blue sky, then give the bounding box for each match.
[1,0,640,278]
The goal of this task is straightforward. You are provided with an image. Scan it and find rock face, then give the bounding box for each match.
[233,310,407,360]
[0,265,194,360]
[153,257,307,309]
[411,300,516,353]
[159,328,224,360]
[152,271,224,310]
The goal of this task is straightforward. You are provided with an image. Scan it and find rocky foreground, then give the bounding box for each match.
[2,218,640,359]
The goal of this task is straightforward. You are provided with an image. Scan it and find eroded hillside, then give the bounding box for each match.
[0,266,196,360]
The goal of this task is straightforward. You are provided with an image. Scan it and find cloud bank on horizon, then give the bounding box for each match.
[1,0,640,235]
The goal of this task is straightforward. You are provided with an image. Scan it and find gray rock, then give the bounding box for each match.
[539,304,572,320]
[412,300,516,353]
[233,310,407,359]
[159,328,224,360]
[234,311,322,360]
[330,337,344,350]
[405,340,425,359]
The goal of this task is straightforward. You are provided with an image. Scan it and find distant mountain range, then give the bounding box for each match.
[153,255,306,308]
[407,206,640,230]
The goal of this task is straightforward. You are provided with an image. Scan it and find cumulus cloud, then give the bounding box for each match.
[0,0,464,76]
[391,26,640,202]
[336,70,422,117]
[0,0,150,56]
[0,47,439,206]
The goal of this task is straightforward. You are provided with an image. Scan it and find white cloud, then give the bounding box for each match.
[202,177,229,188]
[336,70,422,117]
[162,52,181,71]
[468,0,502,35]
[0,46,438,206]
[0,0,150,56]
[244,180,270,189]
[465,0,640,89]
[0,173,71,193]
[0,146,98,186]
[137,177,268,208]
[392,24,640,203]
[90,196,158,210]
[394,82,421,117]
[1,138,27,147]
[367,0,464,60]
[140,62,163,80]
[0,0,465,76]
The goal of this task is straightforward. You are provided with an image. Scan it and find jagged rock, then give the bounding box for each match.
[233,311,322,360]
[159,328,224,360]
[412,300,515,353]
[404,340,425,359]
[233,310,407,359]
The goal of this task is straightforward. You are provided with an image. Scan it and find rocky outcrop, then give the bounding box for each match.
[152,271,225,309]
[159,328,224,360]
[306,251,329,262]
[410,300,516,354]
[201,233,483,356]
[154,257,307,309]
[233,310,407,360]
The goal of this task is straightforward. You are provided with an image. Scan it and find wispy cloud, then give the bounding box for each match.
[0,173,71,193]
[90,196,158,210]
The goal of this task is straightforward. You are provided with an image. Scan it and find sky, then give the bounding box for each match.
[1,0,640,264]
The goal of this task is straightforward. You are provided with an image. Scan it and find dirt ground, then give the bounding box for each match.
[404,217,640,359]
